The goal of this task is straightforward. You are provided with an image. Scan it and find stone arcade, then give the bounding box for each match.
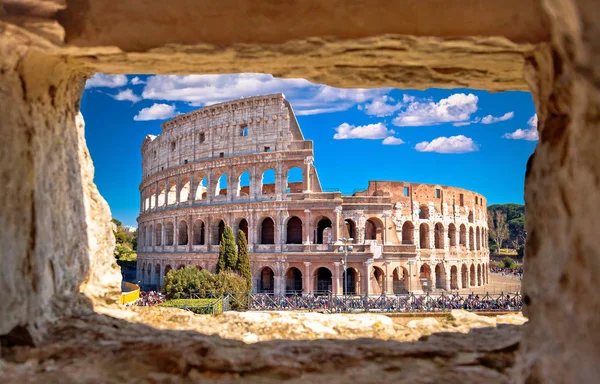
[1,1,599,382]
[137,94,490,295]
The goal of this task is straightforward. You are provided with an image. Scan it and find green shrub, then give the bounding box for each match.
[503,256,515,268]
[159,298,222,314]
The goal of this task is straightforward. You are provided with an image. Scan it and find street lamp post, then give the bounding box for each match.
[338,237,353,295]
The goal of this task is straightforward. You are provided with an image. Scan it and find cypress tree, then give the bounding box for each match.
[236,230,252,290]
[218,225,237,272]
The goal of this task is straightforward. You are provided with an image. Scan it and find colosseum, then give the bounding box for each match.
[136,93,490,295]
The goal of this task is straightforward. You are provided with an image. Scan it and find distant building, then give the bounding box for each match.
[137,94,490,294]
[122,225,137,233]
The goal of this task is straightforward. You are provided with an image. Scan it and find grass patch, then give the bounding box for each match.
[159,298,222,314]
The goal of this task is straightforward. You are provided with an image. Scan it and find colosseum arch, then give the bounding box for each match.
[468,211,474,223]
[419,223,430,249]
[286,167,303,193]
[148,224,154,246]
[194,175,207,200]
[286,216,303,244]
[237,170,251,197]
[343,267,360,294]
[155,223,162,246]
[261,169,276,195]
[470,264,476,286]
[461,264,469,288]
[260,217,275,244]
[237,218,249,241]
[476,227,481,250]
[165,222,174,246]
[257,266,274,293]
[393,267,409,293]
[450,265,459,290]
[285,267,302,293]
[365,217,383,242]
[345,219,357,241]
[167,180,177,205]
[215,174,228,197]
[313,267,332,293]
[419,264,432,292]
[157,184,166,207]
[179,177,190,202]
[459,224,467,247]
[371,266,385,294]
[434,263,445,289]
[314,216,332,244]
[434,222,444,249]
[178,220,188,245]
[193,219,205,245]
[154,264,161,287]
[214,219,226,245]
[448,223,457,247]
[402,221,414,244]
[469,227,475,251]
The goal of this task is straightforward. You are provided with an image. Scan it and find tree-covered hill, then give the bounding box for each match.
[487,203,525,254]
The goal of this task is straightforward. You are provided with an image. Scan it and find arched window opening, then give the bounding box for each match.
[393,267,409,294]
[148,225,153,246]
[285,267,302,294]
[419,264,432,292]
[155,264,161,287]
[402,221,414,244]
[461,264,469,288]
[194,176,207,200]
[258,267,274,293]
[315,217,332,244]
[469,227,475,251]
[157,184,166,207]
[419,204,429,220]
[434,223,444,249]
[459,224,467,247]
[178,220,188,245]
[216,220,225,244]
[448,224,457,247]
[314,267,332,294]
[450,266,459,290]
[345,219,356,241]
[365,218,383,242]
[286,167,303,193]
[260,217,275,244]
[470,264,476,286]
[167,180,177,205]
[477,264,482,286]
[193,220,205,245]
[372,267,385,294]
[286,216,303,244]
[419,223,430,248]
[238,219,249,240]
[165,222,174,246]
[180,178,190,202]
[468,211,474,223]
[261,169,276,195]
[435,263,445,289]
[476,227,481,250]
[237,171,251,197]
[216,174,228,196]
[164,265,172,276]
[343,267,359,295]
[155,223,162,246]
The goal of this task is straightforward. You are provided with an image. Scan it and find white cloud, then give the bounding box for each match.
[360,96,403,117]
[131,76,145,85]
[86,73,128,88]
[453,117,481,127]
[392,93,479,127]
[382,136,405,145]
[333,122,395,140]
[503,113,539,141]
[134,103,178,121]
[481,111,514,124]
[112,89,141,103]
[141,74,387,115]
[415,135,479,154]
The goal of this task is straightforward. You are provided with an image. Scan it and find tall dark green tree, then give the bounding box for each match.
[216,225,237,273]
[236,230,252,289]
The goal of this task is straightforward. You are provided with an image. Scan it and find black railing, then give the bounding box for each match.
[186,291,522,313]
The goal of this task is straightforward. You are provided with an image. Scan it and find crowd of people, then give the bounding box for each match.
[248,292,522,312]
[134,290,166,306]
[490,265,523,280]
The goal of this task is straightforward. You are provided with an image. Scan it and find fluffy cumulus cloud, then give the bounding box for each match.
[131,76,145,85]
[503,114,539,141]
[112,89,141,103]
[333,122,395,140]
[86,73,128,88]
[481,111,514,124]
[140,74,387,116]
[382,136,404,145]
[392,93,479,127]
[414,135,479,154]
[359,95,403,117]
[134,103,178,121]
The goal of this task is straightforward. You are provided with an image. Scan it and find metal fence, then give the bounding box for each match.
[188,291,522,313]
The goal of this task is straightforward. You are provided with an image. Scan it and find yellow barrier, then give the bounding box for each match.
[120,282,140,305]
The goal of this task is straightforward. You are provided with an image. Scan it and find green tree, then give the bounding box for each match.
[236,230,252,290]
[216,225,237,273]
[488,209,509,254]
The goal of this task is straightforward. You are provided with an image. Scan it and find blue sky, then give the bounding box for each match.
[82,74,537,227]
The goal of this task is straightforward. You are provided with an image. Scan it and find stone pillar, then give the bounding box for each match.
[248,210,255,252]
[444,266,451,291]
[430,264,436,291]
[363,261,372,295]
[188,214,193,251]
[457,266,463,290]
[303,156,313,192]
[333,262,341,295]
[154,181,159,208]
[303,262,311,295]
[333,206,342,243]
